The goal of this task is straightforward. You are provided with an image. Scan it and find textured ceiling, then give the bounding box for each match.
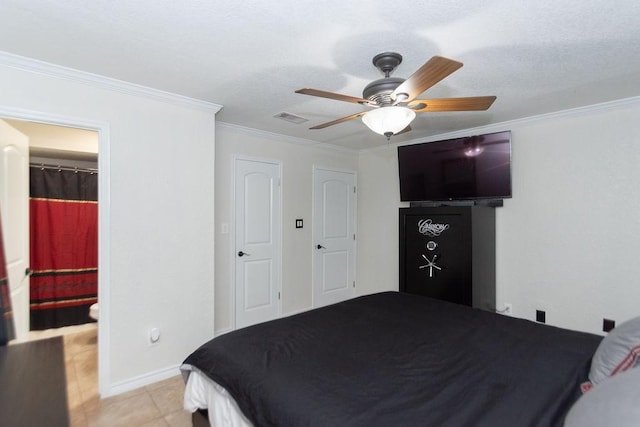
[1,0,639,150]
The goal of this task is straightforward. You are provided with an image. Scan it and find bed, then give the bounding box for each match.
[181,291,603,426]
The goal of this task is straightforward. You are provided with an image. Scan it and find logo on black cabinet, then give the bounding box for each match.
[417,219,450,237]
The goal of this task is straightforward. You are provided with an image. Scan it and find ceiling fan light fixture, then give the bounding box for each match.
[362,106,416,137]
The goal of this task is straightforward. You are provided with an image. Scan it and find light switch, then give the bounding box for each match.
[296,219,303,229]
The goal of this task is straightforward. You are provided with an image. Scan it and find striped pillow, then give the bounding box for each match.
[588,316,640,386]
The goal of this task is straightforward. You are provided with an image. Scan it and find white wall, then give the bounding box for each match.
[356,148,406,296]
[357,98,640,336]
[214,124,358,333]
[0,57,219,395]
[497,100,640,334]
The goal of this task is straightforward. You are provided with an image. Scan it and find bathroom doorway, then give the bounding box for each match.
[3,119,99,339]
[0,104,110,399]
[0,119,100,399]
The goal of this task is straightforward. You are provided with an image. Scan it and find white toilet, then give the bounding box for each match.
[89,303,99,321]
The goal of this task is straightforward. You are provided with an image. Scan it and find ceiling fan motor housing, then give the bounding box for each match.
[363,77,404,106]
[364,52,405,106]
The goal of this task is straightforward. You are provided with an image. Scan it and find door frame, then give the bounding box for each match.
[312,165,357,308]
[231,155,283,330]
[0,105,110,398]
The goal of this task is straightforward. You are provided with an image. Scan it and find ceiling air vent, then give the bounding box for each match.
[273,112,308,124]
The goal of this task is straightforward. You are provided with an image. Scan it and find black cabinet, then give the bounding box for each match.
[399,206,495,311]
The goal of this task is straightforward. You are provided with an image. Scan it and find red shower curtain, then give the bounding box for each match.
[29,167,98,330]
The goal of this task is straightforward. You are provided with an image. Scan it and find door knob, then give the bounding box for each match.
[238,251,251,257]
[316,244,326,250]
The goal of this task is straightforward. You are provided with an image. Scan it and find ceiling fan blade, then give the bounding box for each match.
[296,88,373,105]
[309,112,366,129]
[391,56,463,102]
[408,96,496,112]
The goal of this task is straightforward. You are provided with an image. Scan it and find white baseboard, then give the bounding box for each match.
[103,364,182,398]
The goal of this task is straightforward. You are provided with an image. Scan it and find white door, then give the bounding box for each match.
[235,158,281,329]
[313,168,356,308]
[0,119,30,341]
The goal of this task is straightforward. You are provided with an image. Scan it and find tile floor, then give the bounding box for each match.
[39,324,192,426]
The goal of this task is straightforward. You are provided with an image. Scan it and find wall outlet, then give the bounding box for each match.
[603,318,616,332]
[536,310,546,323]
[149,327,160,344]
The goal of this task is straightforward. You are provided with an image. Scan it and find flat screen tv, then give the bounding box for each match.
[397,130,512,202]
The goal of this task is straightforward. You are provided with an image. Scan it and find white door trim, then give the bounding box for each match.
[0,105,111,398]
[231,155,283,330]
[312,165,357,308]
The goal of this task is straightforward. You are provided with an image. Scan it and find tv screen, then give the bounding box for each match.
[397,130,512,202]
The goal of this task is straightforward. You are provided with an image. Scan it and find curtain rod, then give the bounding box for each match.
[29,162,98,174]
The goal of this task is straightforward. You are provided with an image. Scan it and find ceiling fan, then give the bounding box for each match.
[295,52,496,140]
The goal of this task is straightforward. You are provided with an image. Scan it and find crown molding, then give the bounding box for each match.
[0,51,222,113]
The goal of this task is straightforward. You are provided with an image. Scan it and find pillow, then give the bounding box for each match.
[588,316,640,386]
[565,367,640,427]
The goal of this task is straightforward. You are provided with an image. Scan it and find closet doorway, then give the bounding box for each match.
[0,118,99,340]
